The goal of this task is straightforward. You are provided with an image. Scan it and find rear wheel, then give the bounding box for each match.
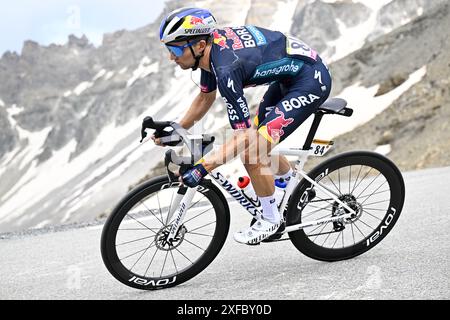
[101,176,229,290]
[287,151,405,261]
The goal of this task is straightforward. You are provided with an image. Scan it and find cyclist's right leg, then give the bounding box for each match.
[254,82,292,177]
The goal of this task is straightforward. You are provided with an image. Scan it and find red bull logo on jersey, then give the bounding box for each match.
[213,31,229,50]
[262,107,294,142]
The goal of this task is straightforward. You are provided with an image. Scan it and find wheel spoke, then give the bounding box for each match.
[352,221,367,238]
[363,199,390,207]
[187,195,206,211]
[312,221,331,243]
[156,192,165,226]
[160,250,169,277]
[355,173,382,199]
[358,181,388,205]
[139,201,165,226]
[352,167,373,193]
[349,165,352,194]
[338,169,341,193]
[357,189,390,200]
[170,250,178,274]
[326,174,342,195]
[175,247,194,265]
[357,218,376,230]
[118,227,160,231]
[120,242,156,262]
[182,207,213,225]
[188,221,216,233]
[364,207,388,212]
[351,165,363,194]
[144,246,159,277]
[183,238,206,252]
[302,204,333,219]
[351,223,356,246]
[362,209,383,221]
[320,224,334,246]
[306,223,325,235]
[125,214,158,234]
[116,234,156,247]
[186,231,214,237]
[331,230,342,249]
[130,241,155,272]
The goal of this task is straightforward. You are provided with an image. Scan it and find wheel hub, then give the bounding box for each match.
[155,225,187,251]
[332,194,363,230]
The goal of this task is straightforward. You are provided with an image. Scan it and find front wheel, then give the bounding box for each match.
[287,151,405,262]
[101,176,230,290]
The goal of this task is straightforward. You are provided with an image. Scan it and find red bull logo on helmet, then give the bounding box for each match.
[182,15,205,29]
[190,16,204,25]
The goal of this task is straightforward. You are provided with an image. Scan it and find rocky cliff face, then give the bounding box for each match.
[291,0,371,54]
[319,1,450,171]
[0,0,448,232]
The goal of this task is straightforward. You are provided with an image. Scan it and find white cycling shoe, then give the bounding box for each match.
[233,218,281,245]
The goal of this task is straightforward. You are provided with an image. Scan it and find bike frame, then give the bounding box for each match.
[156,106,356,243]
[166,145,357,243]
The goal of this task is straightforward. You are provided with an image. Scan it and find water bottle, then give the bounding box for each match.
[238,176,259,205]
[274,178,287,208]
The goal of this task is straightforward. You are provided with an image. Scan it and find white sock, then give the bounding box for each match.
[275,168,293,183]
[260,195,280,224]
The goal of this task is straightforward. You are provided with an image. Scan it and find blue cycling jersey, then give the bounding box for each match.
[200,26,321,130]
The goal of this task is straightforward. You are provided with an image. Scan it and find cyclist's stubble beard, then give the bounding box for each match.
[170,48,195,70]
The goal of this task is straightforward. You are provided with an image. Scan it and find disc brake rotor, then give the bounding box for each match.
[332,194,363,230]
[155,225,187,251]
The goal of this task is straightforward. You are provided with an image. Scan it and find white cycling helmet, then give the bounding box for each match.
[159,7,217,44]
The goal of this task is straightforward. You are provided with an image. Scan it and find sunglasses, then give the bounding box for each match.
[166,40,200,57]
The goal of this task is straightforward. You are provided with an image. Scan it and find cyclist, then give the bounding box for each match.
[155,7,332,245]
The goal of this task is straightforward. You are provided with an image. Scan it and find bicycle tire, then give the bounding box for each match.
[287,151,405,262]
[101,176,230,290]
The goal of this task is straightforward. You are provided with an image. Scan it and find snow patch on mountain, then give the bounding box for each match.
[73,81,94,96]
[353,0,393,11]
[271,0,299,33]
[93,69,107,81]
[127,57,159,88]
[374,144,392,156]
[318,66,427,139]
[327,10,379,62]
[282,65,427,147]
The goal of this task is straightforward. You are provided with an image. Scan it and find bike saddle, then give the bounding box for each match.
[319,98,353,117]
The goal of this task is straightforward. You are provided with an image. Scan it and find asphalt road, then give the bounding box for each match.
[1,166,449,300]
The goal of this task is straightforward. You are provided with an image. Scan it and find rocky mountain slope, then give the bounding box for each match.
[320,1,450,171]
[0,0,448,232]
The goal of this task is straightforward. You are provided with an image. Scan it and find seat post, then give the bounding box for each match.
[302,112,324,151]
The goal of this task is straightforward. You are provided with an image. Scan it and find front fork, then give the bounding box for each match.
[165,187,196,243]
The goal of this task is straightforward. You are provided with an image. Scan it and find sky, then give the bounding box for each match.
[0,0,167,55]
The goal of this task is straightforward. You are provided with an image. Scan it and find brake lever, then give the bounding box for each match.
[140,116,154,143]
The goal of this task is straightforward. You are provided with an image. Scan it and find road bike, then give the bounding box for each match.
[101,98,405,290]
